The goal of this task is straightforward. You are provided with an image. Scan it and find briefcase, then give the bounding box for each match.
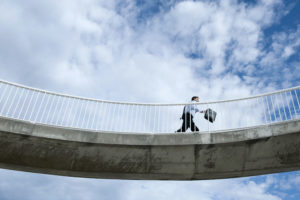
[204,108,217,123]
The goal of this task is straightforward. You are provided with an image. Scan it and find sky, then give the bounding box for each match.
[0,0,300,199]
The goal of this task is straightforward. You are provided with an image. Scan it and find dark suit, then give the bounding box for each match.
[176,107,199,133]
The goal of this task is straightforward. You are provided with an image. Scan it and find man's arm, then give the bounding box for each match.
[191,104,206,113]
[191,105,203,113]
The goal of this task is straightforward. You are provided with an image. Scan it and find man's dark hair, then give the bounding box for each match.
[191,96,199,101]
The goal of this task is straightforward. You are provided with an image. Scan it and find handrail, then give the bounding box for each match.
[0,79,299,105]
[0,79,299,134]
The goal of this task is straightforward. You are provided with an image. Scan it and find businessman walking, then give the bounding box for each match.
[176,96,205,133]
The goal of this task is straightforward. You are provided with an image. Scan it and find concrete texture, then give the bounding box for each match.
[0,116,300,180]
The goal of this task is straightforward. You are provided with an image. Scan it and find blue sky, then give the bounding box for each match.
[0,0,300,199]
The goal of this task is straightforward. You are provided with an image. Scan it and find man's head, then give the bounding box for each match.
[191,96,199,102]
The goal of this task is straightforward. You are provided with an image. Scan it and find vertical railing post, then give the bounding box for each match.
[133,104,138,133]
[40,92,50,123]
[153,105,156,133]
[81,100,89,129]
[261,97,267,125]
[266,96,272,123]
[0,85,13,116]
[91,101,100,130]
[157,105,161,133]
[290,91,297,119]
[270,94,277,122]
[109,103,117,131]
[75,99,84,128]
[295,89,300,118]
[98,102,107,131]
[102,102,110,131]
[55,96,67,126]
[22,90,35,120]
[143,105,148,133]
[29,91,41,122]
[60,97,70,126]
[274,94,283,122]
[34,91,46,123]
[280,92,287,120]
[6,87,19,117]
[50,95,61,125]
[12,88,25,118]
[285,91,292,120]
[70,98,79,128]
[66,98,76,127]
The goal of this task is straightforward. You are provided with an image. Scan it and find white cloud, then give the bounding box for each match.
[0,169,290,200]
[0,0,291,104]
[0,0,299,198]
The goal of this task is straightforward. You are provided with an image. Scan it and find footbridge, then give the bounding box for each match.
[0,80,300,180]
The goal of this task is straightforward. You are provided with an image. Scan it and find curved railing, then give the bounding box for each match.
[0,79,299,134]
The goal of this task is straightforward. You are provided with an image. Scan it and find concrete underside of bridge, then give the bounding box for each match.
[0,117,300,180]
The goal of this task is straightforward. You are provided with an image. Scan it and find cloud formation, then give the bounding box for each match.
[0,0,300,199]
[0,0,298,103]
[1,169,299,200]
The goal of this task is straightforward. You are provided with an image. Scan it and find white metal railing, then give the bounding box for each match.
[0,79,299,134]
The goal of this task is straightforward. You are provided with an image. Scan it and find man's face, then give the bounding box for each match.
[195,98,199,102]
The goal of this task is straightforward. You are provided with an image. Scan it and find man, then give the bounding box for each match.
[176,96,205,133]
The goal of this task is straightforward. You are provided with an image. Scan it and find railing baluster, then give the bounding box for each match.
[54,96,66,126]
[67,98,76,127]
[75,99,84,128]
[124,104,130,132]
[86,100,94,129]
[266,96,272,123]
[40,93,50,123]
[244,100,249,128]
[144,105,147,133]
[270,95,277,122]
[46,94,55,123]
[0,83,5,102]
[12,88,25,118]
[81,100,89,129]
[290,91,297,119]
[109,103,116,131]
[102,102,110,131]
[275,94,282,122]
[280,92,287,120]
[0,85,13,116]
[34,92,46,123]
[165,106,169,133]
[51,95,61,124]
[71,98,80,128]
[119,103,126,132]
[60,97,71,126]
[18,89,29,119]
[90,101,99,130]
[133,104,139,132]
[295,89,300,118]
[22,90,35,120]
[29,91,41,122]
[285,91,292,120]
[261,97,267,124]
[6,87,19,117]
[0,84,8,103]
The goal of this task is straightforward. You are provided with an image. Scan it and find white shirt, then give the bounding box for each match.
[184,100,200,117]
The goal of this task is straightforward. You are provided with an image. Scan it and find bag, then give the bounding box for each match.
[204,108,217,123]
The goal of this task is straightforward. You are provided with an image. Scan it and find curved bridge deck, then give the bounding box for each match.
[1,116,300,180]
[0,80,300,180]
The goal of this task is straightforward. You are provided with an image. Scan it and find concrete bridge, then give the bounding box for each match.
[0,80,299,180]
